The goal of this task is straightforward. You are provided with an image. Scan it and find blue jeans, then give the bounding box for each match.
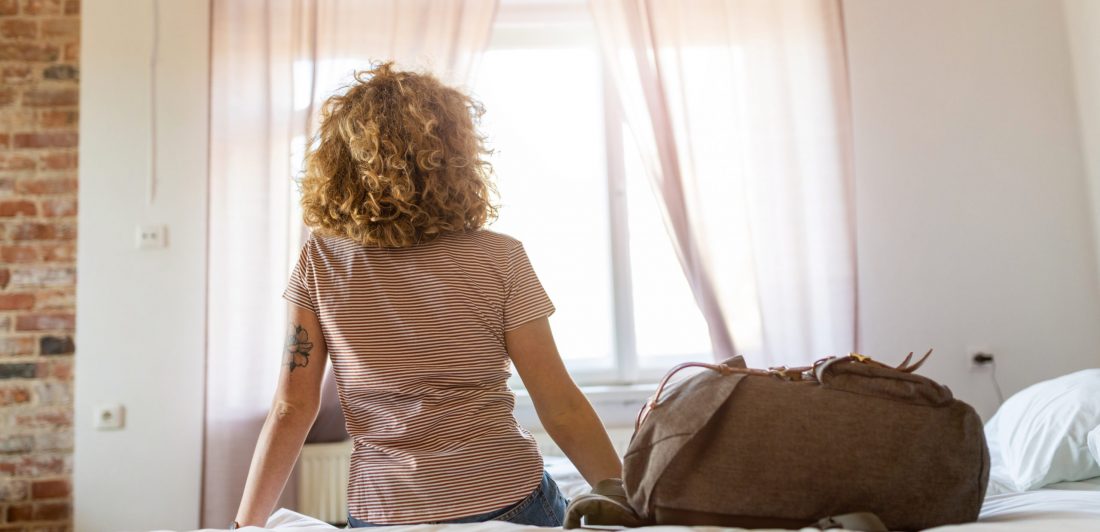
[347,470,567,528]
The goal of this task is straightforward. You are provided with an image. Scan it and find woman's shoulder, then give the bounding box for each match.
[451,228,524,251]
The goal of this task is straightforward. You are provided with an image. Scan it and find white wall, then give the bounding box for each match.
[1065,0,1100,281]
[75,1,209,530]
[844,0,1100,420]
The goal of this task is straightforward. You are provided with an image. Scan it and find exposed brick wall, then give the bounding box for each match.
[0,0,78,530]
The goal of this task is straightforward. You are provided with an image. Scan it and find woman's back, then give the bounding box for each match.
[234,63,620,529]
[285,229,553,524]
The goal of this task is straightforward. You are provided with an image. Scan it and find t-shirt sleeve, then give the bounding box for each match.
[503,242,555,331]
[283,238,316,313]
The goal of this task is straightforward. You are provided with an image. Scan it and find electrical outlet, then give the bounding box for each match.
[93,404,125,430]
[136,224,168,250]
[969,346,994,366]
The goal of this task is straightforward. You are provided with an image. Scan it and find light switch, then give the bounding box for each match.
[93,404,125,430]
[136,224,168,250]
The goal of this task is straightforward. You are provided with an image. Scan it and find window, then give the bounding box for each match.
[474,0,712,384]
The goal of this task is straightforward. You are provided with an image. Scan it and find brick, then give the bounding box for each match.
[33,381,70,405]
[11,222,51,240]
[0,337,35,356]
[34,501,71,520]
[0,315,10,330]
[22,89,77,108]
[41,62,77,79]
[61,40,74,61]
[0,384,32,405]
[0,0,18,16]
[15,178,77,195]
[0,453,70,478]
[0,435,34,454]
[35,359,70,380]
[0,362,36,379]
[10,221,76,240]
[0,480,29,502]
[0,268,8,288]
[1,244,39,262]
[39,18,74,39]
[0,43,58,62]
[3,108,39,129]
[2,64,32,84]
[0,293,35,310]
[7,504,33,523]
[33,432,71,452]
[38,336,71,355]
[31,479,68,500]
[25,524,75,532]
[39,197,75,216]
[0,154,36,171]
[31,289,73,309]
[0,336,35,356]
[12,131,77,148]
[12,411,71,432]
[21,0,61,16]
[0,200,35,216]
[38,110,77,128]
[39,243,74,262]
[0,87,14,106]
[0,18,35,39]
[15,313,74,331]
[63,0,74,15]
[9,267,75,288]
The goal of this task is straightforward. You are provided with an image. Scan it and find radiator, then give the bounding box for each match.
[297,428,634,524]
[298,440,354,524]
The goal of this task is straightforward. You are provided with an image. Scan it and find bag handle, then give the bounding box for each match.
[817,512,889,531]
[563,479,648,529]
[636,351,935,430]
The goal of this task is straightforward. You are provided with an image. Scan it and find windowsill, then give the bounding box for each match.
[513,382,657,431]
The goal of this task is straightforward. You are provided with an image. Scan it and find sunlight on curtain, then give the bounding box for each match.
[473,46,616,372]
[591,0,857,366]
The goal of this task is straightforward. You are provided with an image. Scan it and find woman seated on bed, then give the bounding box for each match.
[232,62,623,529]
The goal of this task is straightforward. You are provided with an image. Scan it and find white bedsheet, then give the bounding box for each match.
[189,483,1100,532]
[181,459,1100,532]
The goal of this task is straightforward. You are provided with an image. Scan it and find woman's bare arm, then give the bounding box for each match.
[506,317,623,485]
[234,304,329,527]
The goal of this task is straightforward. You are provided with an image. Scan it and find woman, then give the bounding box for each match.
[233,62,623,528]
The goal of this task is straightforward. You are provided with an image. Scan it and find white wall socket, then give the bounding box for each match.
[93,404,126,430]
[136,224,168,250]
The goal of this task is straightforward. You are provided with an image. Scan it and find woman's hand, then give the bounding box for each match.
[234,303,329,527]
[506,317,623,485]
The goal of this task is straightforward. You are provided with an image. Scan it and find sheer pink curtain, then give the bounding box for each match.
[205,0,498,526]
[590,0,857,366]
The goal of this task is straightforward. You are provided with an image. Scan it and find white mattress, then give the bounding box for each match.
[193,477,1100,532]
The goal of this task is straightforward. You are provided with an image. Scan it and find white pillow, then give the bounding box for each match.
[984,368,1100,491]
[1090,426,1100,467]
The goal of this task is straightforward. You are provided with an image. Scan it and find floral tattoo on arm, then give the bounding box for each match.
[286,324,314,373]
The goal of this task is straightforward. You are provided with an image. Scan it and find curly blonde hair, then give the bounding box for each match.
[300,62,497,248]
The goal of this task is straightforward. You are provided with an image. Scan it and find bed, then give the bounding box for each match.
[191,369,1100,532]
[189,459,1100,532]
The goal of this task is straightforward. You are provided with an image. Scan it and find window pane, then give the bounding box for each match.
[474,46,615,372]
[623,126,713,368]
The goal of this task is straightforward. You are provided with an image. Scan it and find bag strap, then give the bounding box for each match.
[563,479,648,529]
[816,512,889,531]
[636,351,933,430]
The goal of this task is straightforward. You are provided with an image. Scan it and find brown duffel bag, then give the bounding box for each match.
[565,352,990,531]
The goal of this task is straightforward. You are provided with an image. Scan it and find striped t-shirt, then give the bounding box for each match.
[283,229,555,524]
